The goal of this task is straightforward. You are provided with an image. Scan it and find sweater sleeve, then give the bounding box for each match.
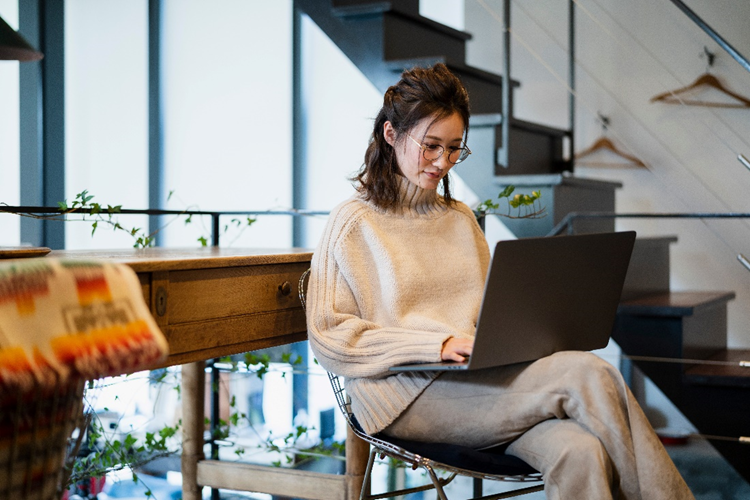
[306,206,453,379]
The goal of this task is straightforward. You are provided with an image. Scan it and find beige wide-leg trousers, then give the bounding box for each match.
[382,351,694,500]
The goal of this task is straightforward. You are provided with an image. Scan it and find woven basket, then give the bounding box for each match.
[0,378,85,500]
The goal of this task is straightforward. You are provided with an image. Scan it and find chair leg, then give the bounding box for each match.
[360,449,378,500]
[473,477,483,497]
[424,464,449,500]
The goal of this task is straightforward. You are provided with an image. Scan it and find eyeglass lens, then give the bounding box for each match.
[422,145,470,164]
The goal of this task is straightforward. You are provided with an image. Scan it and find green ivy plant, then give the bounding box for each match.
[59,190,257,248]
[56,190,151,247]
[4,189,257,248]
[209,353,344,466]
[476,185,546,219]
[64,372,183,499]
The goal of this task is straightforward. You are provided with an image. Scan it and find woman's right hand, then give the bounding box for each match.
[441,337,473,362]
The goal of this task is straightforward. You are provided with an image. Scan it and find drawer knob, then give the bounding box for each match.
[278,281,292,296]
[156,286,168,316]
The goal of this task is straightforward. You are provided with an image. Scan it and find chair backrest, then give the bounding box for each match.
[299,269,416,450]
[299,270,366,437]
[298,268,311,310]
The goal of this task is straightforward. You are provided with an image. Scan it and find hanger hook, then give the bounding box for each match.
[596,113,610,133]
[701,46,715,72]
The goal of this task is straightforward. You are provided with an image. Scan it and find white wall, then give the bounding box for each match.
[465,0,750,348]
[574,0,750,349]
[421,0,465,31]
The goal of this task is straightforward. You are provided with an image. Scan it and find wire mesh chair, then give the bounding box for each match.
[299,269,544,500]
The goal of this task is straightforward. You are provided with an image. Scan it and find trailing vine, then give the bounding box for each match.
[3,189,257,248]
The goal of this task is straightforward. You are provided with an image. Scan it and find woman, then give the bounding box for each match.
[306,63,694,500]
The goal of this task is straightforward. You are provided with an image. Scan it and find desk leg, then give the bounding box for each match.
[182,362,205,500]
[345,427,370,500]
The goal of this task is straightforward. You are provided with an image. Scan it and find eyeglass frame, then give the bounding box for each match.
[407,134,472,165]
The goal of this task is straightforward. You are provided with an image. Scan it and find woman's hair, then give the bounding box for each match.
[352,63,470,209]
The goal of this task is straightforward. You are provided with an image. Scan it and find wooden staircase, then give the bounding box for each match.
[296,0,576,205]
[615,236,749,483]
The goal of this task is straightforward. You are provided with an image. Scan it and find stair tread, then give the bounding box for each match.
[509,117,570,136]
[617,291,736,317]
[333,3,472,41]
[383,57,516,87]
[684,349,750,386]
[332,0,418,17]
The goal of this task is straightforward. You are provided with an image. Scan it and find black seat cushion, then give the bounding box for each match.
[349,415,538,476]
[374,434,539,476]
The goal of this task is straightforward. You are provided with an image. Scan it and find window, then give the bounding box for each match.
[298,13,381,248]
[161,0,293,247]
[0,0,20,246]
[64,0,149,249]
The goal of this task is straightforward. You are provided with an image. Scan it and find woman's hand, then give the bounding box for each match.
[441,337,473,362]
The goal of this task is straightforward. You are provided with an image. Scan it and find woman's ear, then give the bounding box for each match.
[383,120,396,147]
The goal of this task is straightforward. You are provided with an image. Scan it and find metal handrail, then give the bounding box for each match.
[548,211,750,281]
[0,205,329,247]
[548,211,750,237]
[668,0,750,74]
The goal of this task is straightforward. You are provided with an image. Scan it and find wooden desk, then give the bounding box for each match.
[50,248,368,500]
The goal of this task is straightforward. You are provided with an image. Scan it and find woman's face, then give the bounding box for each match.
[384,112,465,191]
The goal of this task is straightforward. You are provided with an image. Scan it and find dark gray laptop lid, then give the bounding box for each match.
[466,230,636,369]
[390,231,636,372]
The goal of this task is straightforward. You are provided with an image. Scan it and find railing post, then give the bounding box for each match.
[568,0,575,169]
[212,214,220,247]
[499,0,511,170]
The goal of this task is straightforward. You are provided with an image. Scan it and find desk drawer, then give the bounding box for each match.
[166,262,308,324]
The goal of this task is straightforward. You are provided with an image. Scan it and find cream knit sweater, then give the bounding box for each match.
[307,177,491,434]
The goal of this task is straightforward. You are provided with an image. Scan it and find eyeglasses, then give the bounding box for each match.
[407,134,472,164]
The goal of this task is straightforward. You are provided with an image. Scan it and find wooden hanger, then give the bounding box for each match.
[574,115,647,168]
[650,48,750,108]
[650,73,750,108]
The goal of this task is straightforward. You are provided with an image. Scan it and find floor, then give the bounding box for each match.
[130,423,749,500]
[431,436,750,500]
[123,427,749,500]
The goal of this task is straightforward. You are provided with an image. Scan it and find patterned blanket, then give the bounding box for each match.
[0,258,168,393]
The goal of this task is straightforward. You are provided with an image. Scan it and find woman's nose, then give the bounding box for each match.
[433,153,451,169]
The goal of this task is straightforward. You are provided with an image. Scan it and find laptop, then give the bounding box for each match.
[390,231,636,372]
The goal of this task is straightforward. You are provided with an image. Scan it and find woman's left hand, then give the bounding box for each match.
[441,337,473,362]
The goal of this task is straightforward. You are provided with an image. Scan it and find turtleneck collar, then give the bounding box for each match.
[392,175,447,217]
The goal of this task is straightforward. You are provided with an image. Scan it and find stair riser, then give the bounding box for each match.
[383,14,466,66]
[621,238,676,301]
[498,127,567,176]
